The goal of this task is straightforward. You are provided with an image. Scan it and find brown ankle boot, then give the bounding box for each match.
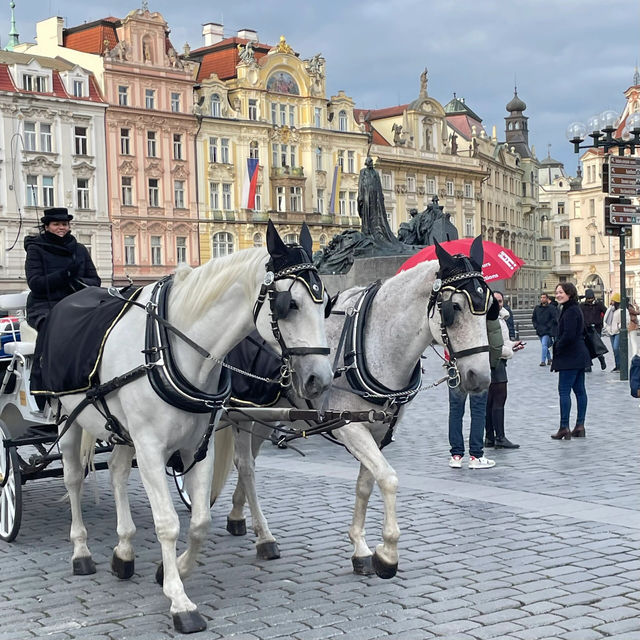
[551,427,571,440]
[571,425,586,438]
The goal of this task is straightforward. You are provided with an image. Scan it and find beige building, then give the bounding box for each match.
[188,26,369,258]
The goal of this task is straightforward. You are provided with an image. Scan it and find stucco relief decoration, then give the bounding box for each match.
[23,156,60,173]
[269,125,299,145]
[108,40,130,62]
[171,164,188,179]
[72,161,96,178]
[146,161,162,177]
[167,46,183,69]
[266,71,299,95]
[120,160,136,175]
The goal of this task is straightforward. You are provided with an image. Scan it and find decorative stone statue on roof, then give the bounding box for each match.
[314,157,409,274]
[397,196,458,246]
[238,40,256,65]
[273,35,294,55]
[420,67,428,96]
[306,53,324,76]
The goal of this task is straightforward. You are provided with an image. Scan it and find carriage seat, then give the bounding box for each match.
[4,340,35,356]
[0,291,29,312]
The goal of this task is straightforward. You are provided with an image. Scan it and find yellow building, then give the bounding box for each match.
[188,26,369,259]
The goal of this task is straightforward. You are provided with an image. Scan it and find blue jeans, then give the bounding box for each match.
[448,386,488,458]
[610,334,620,369]
[558,369,587,428]
[540,335,553,363]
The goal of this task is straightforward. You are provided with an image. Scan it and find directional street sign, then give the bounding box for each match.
[608,156,640,195]
[604,196,634,236]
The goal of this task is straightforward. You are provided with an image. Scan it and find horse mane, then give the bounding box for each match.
[168,248,268,323]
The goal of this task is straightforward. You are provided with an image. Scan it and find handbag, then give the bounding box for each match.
[584,325,608,359]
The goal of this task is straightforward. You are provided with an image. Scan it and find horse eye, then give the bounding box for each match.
[452,302,462,312]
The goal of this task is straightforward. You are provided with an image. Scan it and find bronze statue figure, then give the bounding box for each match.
[397,196,458,246]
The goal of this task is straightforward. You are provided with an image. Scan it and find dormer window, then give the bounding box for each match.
[210,94,221,117]
[23,73,48,92]
[338,110,348,132]
[73,79,84,98]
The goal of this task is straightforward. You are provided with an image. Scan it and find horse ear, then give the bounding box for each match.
[469,235,484,269]
[266,219,287,260]
[434,239,455,270]
[299,222,313,258]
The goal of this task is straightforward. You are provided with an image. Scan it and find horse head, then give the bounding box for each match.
[254,220,333,399]
[429,236,492,393]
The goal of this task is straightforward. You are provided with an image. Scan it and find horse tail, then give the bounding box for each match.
[210,423,234,506]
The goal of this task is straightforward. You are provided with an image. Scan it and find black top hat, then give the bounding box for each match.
[41,207,73,225]
[584,288,595,299]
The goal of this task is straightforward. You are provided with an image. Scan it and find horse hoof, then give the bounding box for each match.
[352,555,375,575]
[226,517,247,536]
[72,556,96,575]
[111,552,135,580]
[256,541,280,560]
[172,610,207,634]
[372,552,397,579]
[155,562,164,586]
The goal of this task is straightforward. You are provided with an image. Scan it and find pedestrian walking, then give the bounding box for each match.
[580,288,607,371]
[603,293,621,372]
[502,296,516,340]
[485,291,525,449]
[532,293,558,367]
[550,282,590,440]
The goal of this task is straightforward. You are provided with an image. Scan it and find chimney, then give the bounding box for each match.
[202,22,224,46]
[237,28,258,42]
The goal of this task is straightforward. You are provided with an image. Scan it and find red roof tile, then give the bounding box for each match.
[0,64,16,92]
[445,114,484,139]
[192,37,271,82]
[51,70,69,98]
[64,22,118,55]
[371,129,390,146]
[363,104,409,121]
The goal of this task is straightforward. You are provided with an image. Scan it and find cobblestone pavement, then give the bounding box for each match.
[2,344,640,639]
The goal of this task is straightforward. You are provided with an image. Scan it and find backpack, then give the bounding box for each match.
[630,355,640,398]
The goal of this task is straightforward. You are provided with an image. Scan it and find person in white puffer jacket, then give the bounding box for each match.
[484,291,525,449]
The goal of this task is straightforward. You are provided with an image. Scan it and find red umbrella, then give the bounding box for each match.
[397,238,525,282]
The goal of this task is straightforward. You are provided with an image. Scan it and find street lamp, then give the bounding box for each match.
[566,110,640,380]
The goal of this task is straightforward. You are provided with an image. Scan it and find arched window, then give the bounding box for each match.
[284,233,298,245]
[338,110,348,132]
[514,121,520,130]
[210,93,221,117]
[319,234,327,249]
[253,232,263,248]
[249,141,259,160]
[212,231,234,257]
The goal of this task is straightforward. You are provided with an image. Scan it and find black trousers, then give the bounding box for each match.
[485,381,508,439]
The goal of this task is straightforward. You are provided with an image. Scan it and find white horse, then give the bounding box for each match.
[52,222,333,633]
[212,237,494,578]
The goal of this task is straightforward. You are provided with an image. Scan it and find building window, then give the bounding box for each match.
[347,150,355,174]
[147,131,157,157]
[209,182,219,209]
[337,150,344,171]
[118,85,128,106]
[73,79,84,97]
[382,173,392,190]
[220,138,230,164]
[148,178,159,207]
[591,235,596,254]
[174,180,185,208]
[208,137,218,163]
[558,202,565,216]
[542,245,549,261]
[289,145,296,168]
[316,188,324,214]
[349,191,357,215]
[26,175,38,206]
[254,185,262,211]
[213,231,234,257]
[40,124,52,152]
[339,191,346,215]
[248,99,257,121]
[314,107,322,128]
[427,178,436,194]
[560,225,569,239]
[222,183,232,210]
[249,141,259,160]
[446,180,454,196]
[560,250,570,265]
[24,122,36,151]
[121,176,133,205]
[253,232,263,248]
[319,234,327,248]
[271,103,277,125]
[171,92,181,112]
[465,217,473,236]
[589,199,595,217]
[74,126,88,155]
[276,186,286,212]
[284,233,299,244]
[210,93,221,117]
[173,133,183,160]
[288,105,295,127]
[145,88,155,109]
[464,182,473,198]
[279,104,286,126]
[574,236,581,255]
[315,147,323,171]
[176,236,187,263]
[120,128,130,155]
[42,176,54,207]
[407,175,416,193]
[76,178,90,209]
[338,110,347,132]
[289,186,302,212]
[151,236,162,265]
[23,73,48,92]
[124,235,136,265]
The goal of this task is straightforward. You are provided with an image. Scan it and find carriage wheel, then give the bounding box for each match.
[171,468,192,511]
[0,421,22,542]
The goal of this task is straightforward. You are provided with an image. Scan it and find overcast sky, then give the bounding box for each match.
[11,0,640,172]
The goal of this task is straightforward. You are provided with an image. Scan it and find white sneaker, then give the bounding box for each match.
[449,455,463,468]
[468,456,495,469]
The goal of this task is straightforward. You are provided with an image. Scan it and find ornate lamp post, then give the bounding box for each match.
[566,111,640,380]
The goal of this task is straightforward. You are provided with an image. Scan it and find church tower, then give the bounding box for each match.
[504,88,531,158]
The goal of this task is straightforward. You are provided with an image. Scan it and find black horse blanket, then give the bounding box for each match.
[31,286,142,396]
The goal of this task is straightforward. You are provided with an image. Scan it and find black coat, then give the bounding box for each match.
[24,231,101,330]
[551,299,591,371]
[580,299,607,332]
[532,303,559,338]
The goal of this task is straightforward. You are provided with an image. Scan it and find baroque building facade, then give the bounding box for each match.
[0,50,109,293]
[19,9,200,285]
[188,25,369,259]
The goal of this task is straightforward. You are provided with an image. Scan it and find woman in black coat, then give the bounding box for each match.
[24,208,101,331]
[550,281,591,439]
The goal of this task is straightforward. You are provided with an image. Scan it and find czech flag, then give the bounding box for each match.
[242,158,260,209]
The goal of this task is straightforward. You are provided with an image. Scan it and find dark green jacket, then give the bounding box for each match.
[487,318,504,369]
